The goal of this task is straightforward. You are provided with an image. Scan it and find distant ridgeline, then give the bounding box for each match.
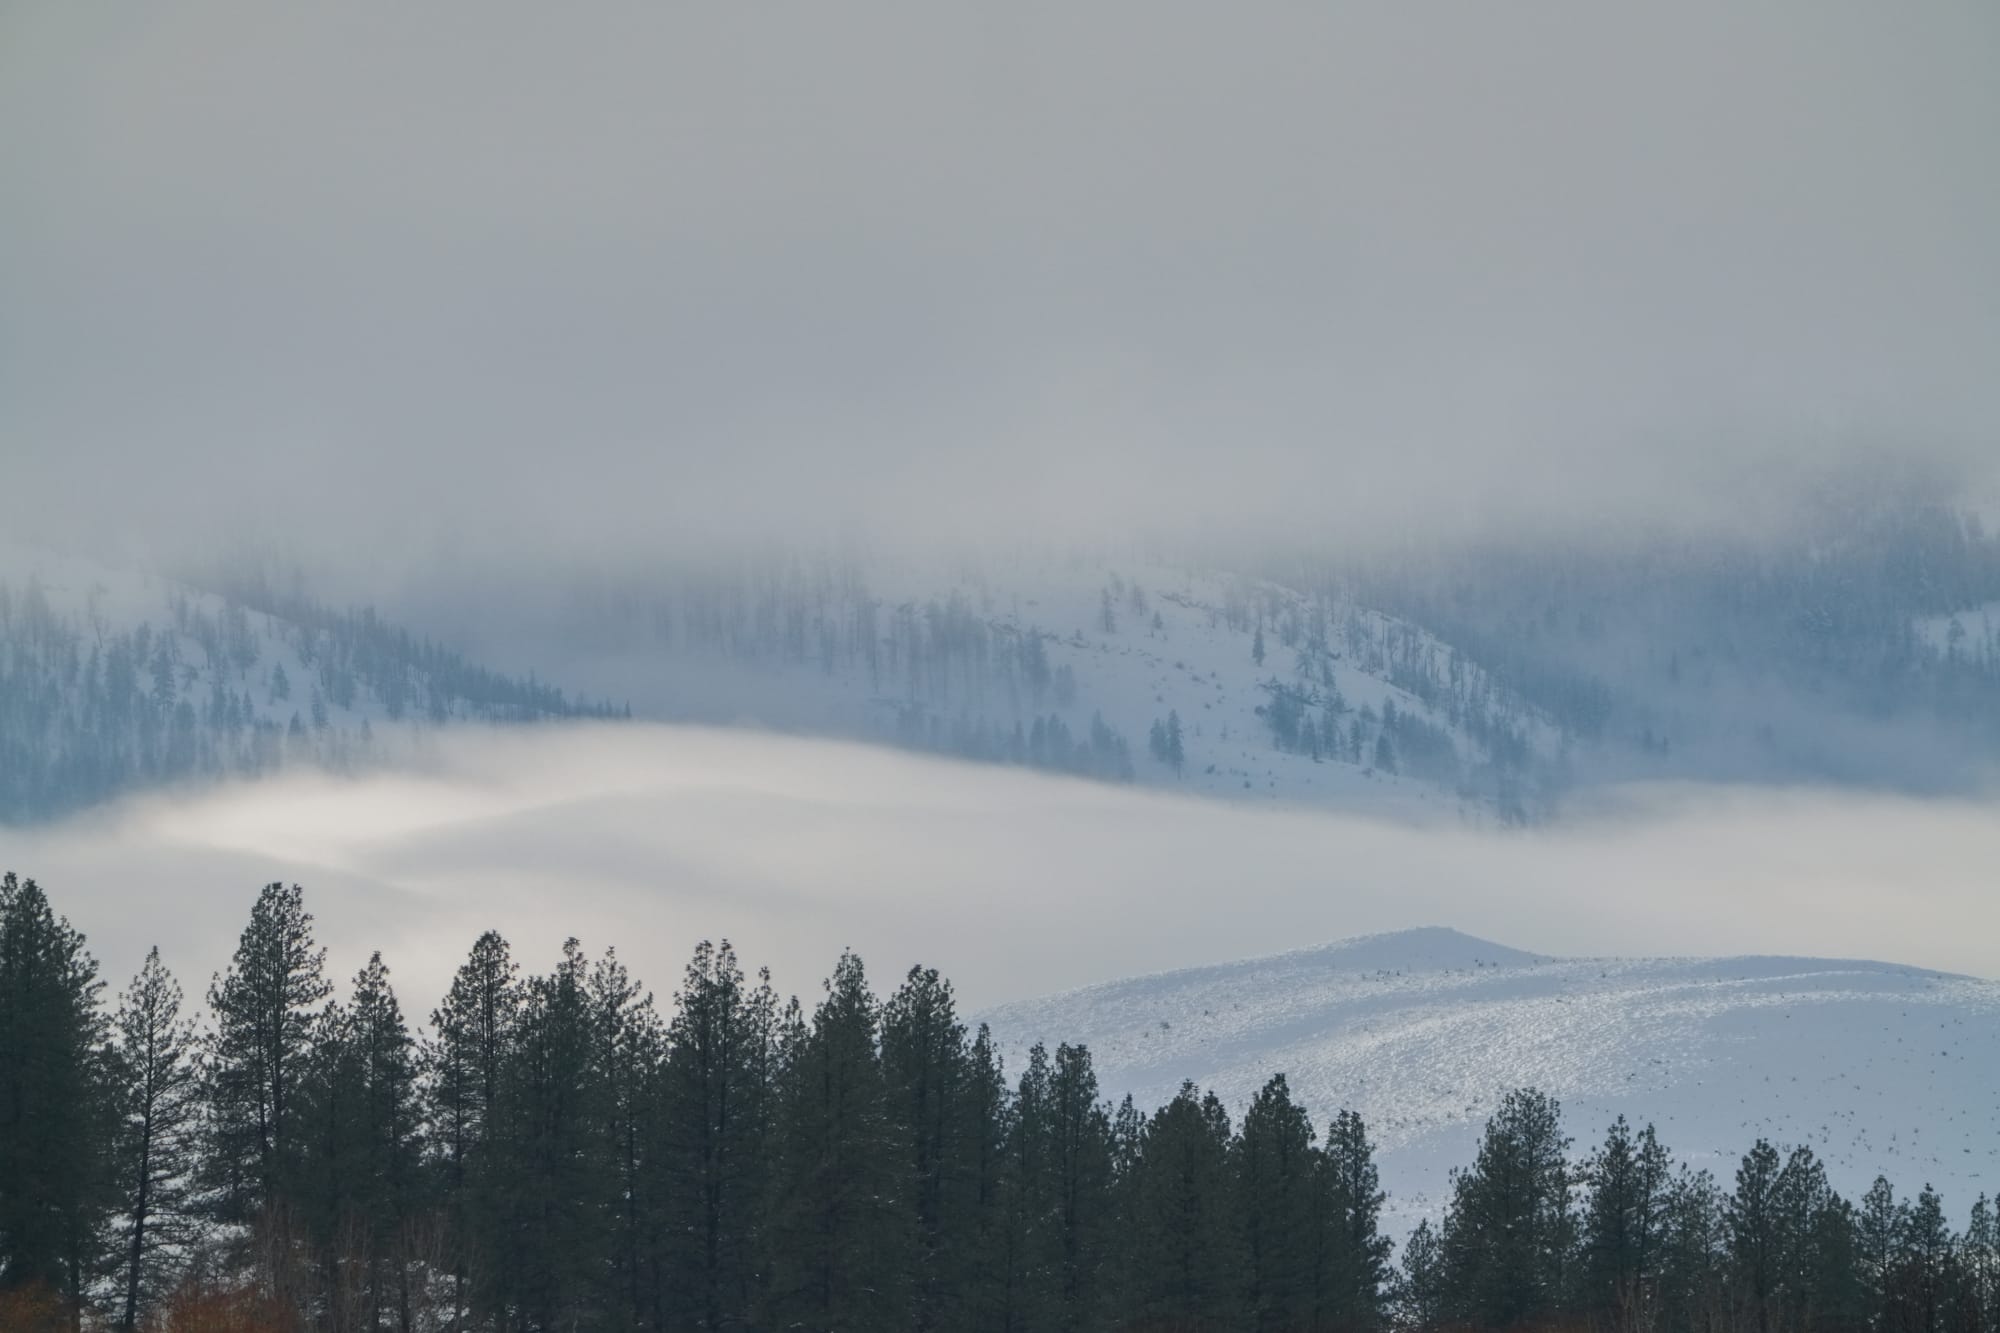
[1335,492,2000,785]
[509,490,2000,816]
[523,558,1568,819]
[0,566,624,822]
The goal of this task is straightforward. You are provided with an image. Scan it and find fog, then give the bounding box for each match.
[4,2,1998,569]
[5,723,1994,1016]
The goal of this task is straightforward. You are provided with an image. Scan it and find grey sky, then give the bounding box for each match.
[4,2,1998,563]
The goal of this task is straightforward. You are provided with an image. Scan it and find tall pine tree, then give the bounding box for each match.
[0,874,116,1316]
[658,939,771,1331]
[767,951,908,1332]
[1440,1087,1574,1329]
[112,947,200,1330]
[202,882,331,1230]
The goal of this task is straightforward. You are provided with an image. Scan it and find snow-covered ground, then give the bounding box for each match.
[899,559,1565,814]
[977,926,2000,1236]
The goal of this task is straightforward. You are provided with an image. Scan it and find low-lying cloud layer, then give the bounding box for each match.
[6,724,1995,1017]
[4,3,1998,565]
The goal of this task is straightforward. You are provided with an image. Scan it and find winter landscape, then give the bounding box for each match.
[4,3,1999,1330]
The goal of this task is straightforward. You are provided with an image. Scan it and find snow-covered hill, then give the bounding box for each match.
[976,927,2000,1235]
[0,544,617,821]
[525,554,1574,823]
[889,560,1567,819]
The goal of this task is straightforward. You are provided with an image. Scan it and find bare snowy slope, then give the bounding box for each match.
[977,927,2000,1233]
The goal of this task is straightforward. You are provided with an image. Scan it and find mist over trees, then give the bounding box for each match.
[9,487,2000,829]
[1327,491,2000,789]
[2,871,1995,1332]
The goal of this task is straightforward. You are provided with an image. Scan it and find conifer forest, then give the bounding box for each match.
[2,871,1995,1333]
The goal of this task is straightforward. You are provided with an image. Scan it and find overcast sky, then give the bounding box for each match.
[5,2,1998,565]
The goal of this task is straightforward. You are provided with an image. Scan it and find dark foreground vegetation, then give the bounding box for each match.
[1,872,1995,1333]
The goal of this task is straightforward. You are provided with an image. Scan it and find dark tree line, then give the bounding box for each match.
[2,871,1996,1333]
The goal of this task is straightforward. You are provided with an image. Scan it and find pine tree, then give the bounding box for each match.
[488,938,606,1329]
[768,951,908,1332]
[957,1024,1013,1332]
[881,965,973,1333]
[1582,1117,1671,1327]
[292,994,359,1327]
[0,874,117,1316]
[112,947,201,1330]
[1396,1219,1446,1333]
[424,930,521,1327]
[344,953,423,1329]
[202,882,331,1229]
[1046,1043,1115,1331]
[1127,1081,1244,1330]
[1860,1175,1903,1314]
[1964,1196,2000,1333]
[1656,1167,1725,1333]
[659,940,768,1331]
[1236,1074,1318,1333]
[999,1042,1058,1330]
[589,946,663,1327]
[1770,1146,1835,1333]
[1322,1108,1391,1332]
[1886,1184,1954,1333]
[1808,1190,1869,1333]
[1726,1139,1787,1333]
[1103,1090,1147,1323]
[1440,1087,1574,1328]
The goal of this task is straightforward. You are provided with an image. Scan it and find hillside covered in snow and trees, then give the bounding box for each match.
[0,547,624,822]
[8,485,2000,828]
[387,487,2000,824]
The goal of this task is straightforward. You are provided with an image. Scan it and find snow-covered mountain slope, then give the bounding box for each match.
[521,554,1573,823]
[0,544,617,822]
[976,927,2000,1234]
[895,560,1567,818]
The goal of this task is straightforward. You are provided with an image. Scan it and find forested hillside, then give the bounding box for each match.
[391,494,2000,824]
[11,486,2000,827]
[0,550,623,822]
[468,555,1572,822]
[3,872,1997,1332]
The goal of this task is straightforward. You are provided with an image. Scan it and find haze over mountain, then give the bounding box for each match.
[6,3,1999,826]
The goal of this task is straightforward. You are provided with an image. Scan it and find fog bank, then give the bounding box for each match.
[3,724,1993,1016]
